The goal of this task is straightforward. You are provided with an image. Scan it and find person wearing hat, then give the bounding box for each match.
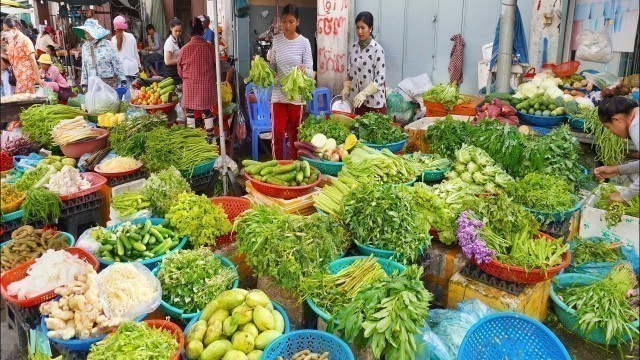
[111,15,140,87]
[201,15,214,44]
[2,17,42,94]
[37,53,71,101]
[35,26,59,56]
[73,19,126,91]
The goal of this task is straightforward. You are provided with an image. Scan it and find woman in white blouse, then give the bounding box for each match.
[111,16,140,87]
[341,11,386,115]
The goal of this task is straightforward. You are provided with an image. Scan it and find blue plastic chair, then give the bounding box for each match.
[246,82,273,160]
[306,87,332,116]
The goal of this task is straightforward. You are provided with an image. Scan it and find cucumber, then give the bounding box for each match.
[274,171,297,182]
[302,160,310,178]
[295,170,304,183]
[271,163,296,174]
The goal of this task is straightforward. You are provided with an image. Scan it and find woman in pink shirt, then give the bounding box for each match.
[37,53,71,101]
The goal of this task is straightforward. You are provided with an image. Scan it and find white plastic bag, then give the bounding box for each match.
[76,227,102,254]
[576,27,614,63]
[97,262,162,320]
[85,76,120,114]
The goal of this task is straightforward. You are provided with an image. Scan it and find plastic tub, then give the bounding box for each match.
[517,111,567,127]
[180,158,217,178]
[0,209,22,223]
[94,160,143,178]
[58,172,107,201]
[244,161,322,200]
[553,61,580,78]
[300,156,343,177]
[263,330,354,360]
[60,128,109,159]
[354,240,425,262]
[363,139,407,154]
[131,102,177,115]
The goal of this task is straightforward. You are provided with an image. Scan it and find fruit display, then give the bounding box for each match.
[515,93,566,117]
[131,77,177,106]
[295,134,357,162]
[97,112,125,127]
[184,289,286,360]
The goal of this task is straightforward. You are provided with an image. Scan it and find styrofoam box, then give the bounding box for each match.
[111,178,147,197]
[579,184,639,266]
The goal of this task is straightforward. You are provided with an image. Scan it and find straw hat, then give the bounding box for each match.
[72,19,109,41]
[37,54,53,65]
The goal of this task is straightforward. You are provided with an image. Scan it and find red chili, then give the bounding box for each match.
[0,152,13,172]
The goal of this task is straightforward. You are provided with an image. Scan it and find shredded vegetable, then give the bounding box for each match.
[99,157,140,173]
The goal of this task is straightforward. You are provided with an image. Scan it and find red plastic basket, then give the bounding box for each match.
[553,61,580,78]
[473,233,571,284]
[94,161,143,178]
[59,172,107,201]
[244,161,322,200]
[144,319,184,360]
[0,247,99,307]
[131,102,177,115]
[210,196,252,246]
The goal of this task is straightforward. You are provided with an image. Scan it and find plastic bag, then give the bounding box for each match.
[583,71,620,90]
[85,76,120,114]
[75,227,102,254]
[576,27,614,63]
[387,92,416,125]
[97,262,162,320]
[234,110,248,142]
[174,103,186,123]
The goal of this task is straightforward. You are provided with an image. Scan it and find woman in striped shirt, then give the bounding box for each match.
[269,4,314,160]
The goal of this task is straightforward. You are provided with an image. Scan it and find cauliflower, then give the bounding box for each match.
[545,86,564,100]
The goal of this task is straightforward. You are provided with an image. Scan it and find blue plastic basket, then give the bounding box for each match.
[1,231,74,250]
[458,313,571,360]
[307,256,406,323]
[567,115,590,132]
[263,330,354,360]
[354,240,425,261]
[152,254,239,320]
[97,218,188,270]
[517,111,567,127]
[550,273,640,345]
[1,209,23,222]
[299,156,343,177]
[41,312,147,351]
[181,158,217,178]
[363,139,407,154]
[523,195,582,222]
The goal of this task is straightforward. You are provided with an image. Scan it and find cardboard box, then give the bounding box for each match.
[419,241,468,307]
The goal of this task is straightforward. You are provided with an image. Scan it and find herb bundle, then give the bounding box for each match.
[22,188,62,224]
[352,112,406,145]
[165,193,231,247]
[509,172,577,213]
[571,237,622,265]
[298,115,351,144]
[141,167,191,216]
[109,113,168,158]
[596,183,640,226]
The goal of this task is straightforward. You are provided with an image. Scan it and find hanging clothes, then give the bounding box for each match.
[448,34,464,85]
[490,5,529,69]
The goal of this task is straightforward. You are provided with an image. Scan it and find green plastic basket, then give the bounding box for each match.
[1,209,23,223]
[299,156,343,177]
[306,256,406,323]
[354,240,426,261]
[550,273,639,345]
[181,158,217,178]
[523,195,582,222]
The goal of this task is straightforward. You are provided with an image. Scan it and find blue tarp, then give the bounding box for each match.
[490,5,529,69]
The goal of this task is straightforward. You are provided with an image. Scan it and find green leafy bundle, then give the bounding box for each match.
[87,321,178,360]
[110,113,168,158]
[22,188,62,224]
[495,229,569,272]
[403,153,451,172]
[165,193,231,247]
[244,55,276,88]
[280,67,315,101]
[410,183,457,245]
[423,115,471,159]
[341,182,431,263]
[142,126,218,175]
[19,104,86,147]
[445,144,514,194]
[595,183,639,226]
[509,172,577,212]
[156,248,238,314]
[13,166,51,192]
[141,167,191,216]
[422,82,467,110]
[235,206,348,292]
[581,107,628,166]
[298,115,351,144]
[335,266,433,360]
[352,112,406,144]
[339,146,421,184]
[468,192,540,242]
[571,237,622,265]
[536,124,584,186]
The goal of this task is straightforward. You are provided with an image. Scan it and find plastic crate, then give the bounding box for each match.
[363,139,407,154]
[263,330,354,360]
[59,172,107,201]
[106,169,149,188]
[1,209,23,223]
[210,197,252,246]
[60,192,104,218]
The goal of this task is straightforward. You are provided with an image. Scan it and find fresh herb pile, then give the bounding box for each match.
[422,82,469,110]
[88,321,178,360]
[109,113,168,158]
[335,266,433,360]
[424,115,471,159]
[235,206,348,292]
[165,193,231,247]
[298,115,351,144]
[245,55,276,88]
[581,107,628,166]
[445,144,514,194]
[156,248,238,314]
[596,183,640,226]
[142,126,218,176]
[280,67,315,102]
[14,165,54,192]
[558,264,639,346]
[19,104,86,147]
[352,112,406,145]
[410,183,456,245]
[141,167,191,216]
[339,146,421,184]
[571,237,623,265]
[509,172,577,213]
[341,182,432,263]
[22,188,62,224]
[495,229,569,272]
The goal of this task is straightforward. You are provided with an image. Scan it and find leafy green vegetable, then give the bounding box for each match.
[495,229,569,272]
[571,237,622,265]
[235,205,348,292]
[141,167,191,216]
[352,112,406,145]
[280,67,315,101]
[403,153,451,172]
[244,55,276,89]
[298,115,351,144]
[422,82,470,110]
[110,113,168,158]
[142,126,218,175]
[581,107,628,166]
[340,146,420,184]
[335,266,432,360]
[595,183,639,226]
[424,115,472,159]
[156,248,238,313]
[341,182,431,263]
[165,193,231,247]
[410,183,456,244]
[20,104,86,147]
[445,145,514,193]
[22,188,62,224]
[14,166,51,192]
[87,321,178,360]
[468,192,540,242]
[509,172,577,212]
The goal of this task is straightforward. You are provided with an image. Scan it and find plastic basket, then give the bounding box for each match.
[363,139,407,154]
[58,172,107,201]
[530,126,553,136]
[151,254,239,320]
[60,128,109,159]
[94,160,143,178]
[553,61,580,78]
[458,313,570,360]
[517,111,567,127]
[523,195,582,223]
[299,156,343,177]
[263,330,354,360]
[1,193,25,214]
[111,179,147,198]
[1,231,74,250]
[181,158,217,178]
[210,197,252,246]
[245,161,322,200]
[568,115,591,132]
[1,209,23,223]
[131,102,178,115]
[145,319,185,360]
[550,273,639,345]
[413,155,451,182]
[0,247,98,307]
[97,218,187,270]
[472,232,571,284]
[354,240,425,261]
[307,256,406,323]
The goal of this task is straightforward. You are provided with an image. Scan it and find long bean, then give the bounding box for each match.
[142,126,218,175]
[22,188,62,224]
[581,107,628,166]
[20,104,86,147]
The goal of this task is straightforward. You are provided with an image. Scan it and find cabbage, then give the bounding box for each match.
[494,173,514,187]
[484,182,499,194]
[460,172,473,183]
[516,82,539,98]
[545,86,564,100]
[446,170,459,179]
[466,162,479,174]
[540,78,559,91]
[482,165,502,177]
[456,146,473,164]
[532,73,547,87]
[472,172,489,184]
[474,151,494,167]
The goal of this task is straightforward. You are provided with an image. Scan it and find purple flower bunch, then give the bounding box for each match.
[456,210,494,264]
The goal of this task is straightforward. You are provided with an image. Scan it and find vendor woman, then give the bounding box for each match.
[269,4,313,160]
[594,84,639,203]
[37,54,71,101]
[341,11,386,115]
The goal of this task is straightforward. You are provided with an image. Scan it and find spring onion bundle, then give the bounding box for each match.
[20,104,86,147]
[509,172,577,213]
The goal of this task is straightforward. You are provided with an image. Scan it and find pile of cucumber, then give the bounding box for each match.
[515,93,567,117]
[93,219,182,262]
[242,160,319,186]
